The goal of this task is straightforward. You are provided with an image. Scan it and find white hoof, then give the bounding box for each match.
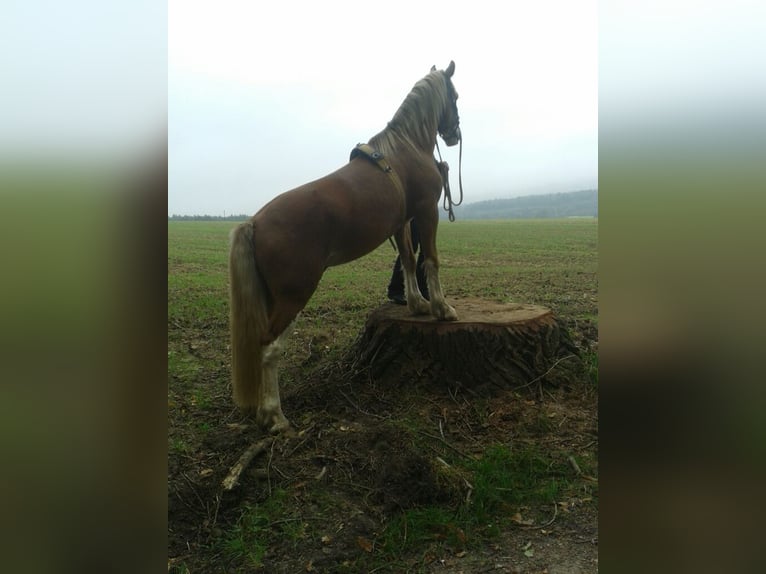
[434,303,458,321]
[257,409,293,435]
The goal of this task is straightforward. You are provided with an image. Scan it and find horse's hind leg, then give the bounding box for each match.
[256,327,293,435]
[414,208,458,321]
[394,223,430,315]
[256,289,314,433]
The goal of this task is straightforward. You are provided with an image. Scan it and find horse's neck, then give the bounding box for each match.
[382,124,436,158]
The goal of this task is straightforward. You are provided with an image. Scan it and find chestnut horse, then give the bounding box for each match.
[229,61,461,432]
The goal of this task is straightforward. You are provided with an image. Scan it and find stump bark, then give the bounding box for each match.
[349,298,581,392]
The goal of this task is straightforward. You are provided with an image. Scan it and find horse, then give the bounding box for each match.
[229,61,462,433]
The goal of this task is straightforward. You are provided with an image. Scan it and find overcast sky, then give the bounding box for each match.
[168,0,597,216]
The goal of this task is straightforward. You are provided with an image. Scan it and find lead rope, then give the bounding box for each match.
[435,134,464,222]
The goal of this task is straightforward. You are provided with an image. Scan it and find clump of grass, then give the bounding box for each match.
[585,350,598,386]
[221,519,268,571]
[465,444,563,531]
[169,437,190,455]
[217,489,299,570]
[375,444,567,562]
[378,506,462,557]
[218,502,269,570]
[191,388,212,410]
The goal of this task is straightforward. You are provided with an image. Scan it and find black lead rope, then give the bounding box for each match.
[435,135,464,222]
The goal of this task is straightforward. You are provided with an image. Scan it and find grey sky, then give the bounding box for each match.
[170,0,598,216]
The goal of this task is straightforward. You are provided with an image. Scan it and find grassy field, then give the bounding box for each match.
[168,218,598,573]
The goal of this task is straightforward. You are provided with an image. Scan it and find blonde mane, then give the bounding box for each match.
[369,69,451,156]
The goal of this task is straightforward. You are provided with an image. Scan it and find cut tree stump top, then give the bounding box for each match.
[365,298,555,332]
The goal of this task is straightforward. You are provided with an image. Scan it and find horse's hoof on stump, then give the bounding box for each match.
[437,305,459,321]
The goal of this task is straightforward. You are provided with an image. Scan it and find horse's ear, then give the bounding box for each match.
[431,65,436,72]
[445,61,455,77]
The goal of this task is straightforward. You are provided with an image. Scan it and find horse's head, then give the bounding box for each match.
[434,61,461,147]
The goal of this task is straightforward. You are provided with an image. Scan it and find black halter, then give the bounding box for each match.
[437,77,461,143]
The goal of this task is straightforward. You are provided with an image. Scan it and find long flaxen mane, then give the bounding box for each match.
[369,69,452,155]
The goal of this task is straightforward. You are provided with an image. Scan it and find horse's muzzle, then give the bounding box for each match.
[443,126,461,147]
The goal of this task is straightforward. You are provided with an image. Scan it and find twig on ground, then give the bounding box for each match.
[417,429,474,460]
[211,493,221,527]
[339,389,387,419]
[568,455,582,475]
[270,464,289,481]
[266,438,279,494]
[221,437,275,490]
[521,501,558,529]
[452,380,481,398]
[268,516,325,527]
[512,354,577,393]
[180,472,207,509]
[540,501,559,527]
[286,423,316,457]
[435,457,475,503]
[568,454,598,482]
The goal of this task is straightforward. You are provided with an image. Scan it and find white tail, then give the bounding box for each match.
[229,221,269,411]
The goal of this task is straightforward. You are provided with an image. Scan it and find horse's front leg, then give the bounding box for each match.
[414,207,458,321]
[394,222,431,315]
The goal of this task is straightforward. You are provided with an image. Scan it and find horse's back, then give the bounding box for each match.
[252,162,405,269]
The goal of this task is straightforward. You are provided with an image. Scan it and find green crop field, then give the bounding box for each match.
[168,218,597,356]
[168,218,598,573]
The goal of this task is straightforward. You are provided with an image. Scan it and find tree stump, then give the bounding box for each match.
[348,298,581,393]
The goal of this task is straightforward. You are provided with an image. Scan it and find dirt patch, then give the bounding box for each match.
[168,331,598,573]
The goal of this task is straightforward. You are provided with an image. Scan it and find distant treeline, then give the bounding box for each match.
[445,189,597,220]
[168,214,250,221]
[169,189,598,221]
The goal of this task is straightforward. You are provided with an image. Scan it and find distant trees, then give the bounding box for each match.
[168,214,250,221]
[445,189,597,220]
[170,189,598,221]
